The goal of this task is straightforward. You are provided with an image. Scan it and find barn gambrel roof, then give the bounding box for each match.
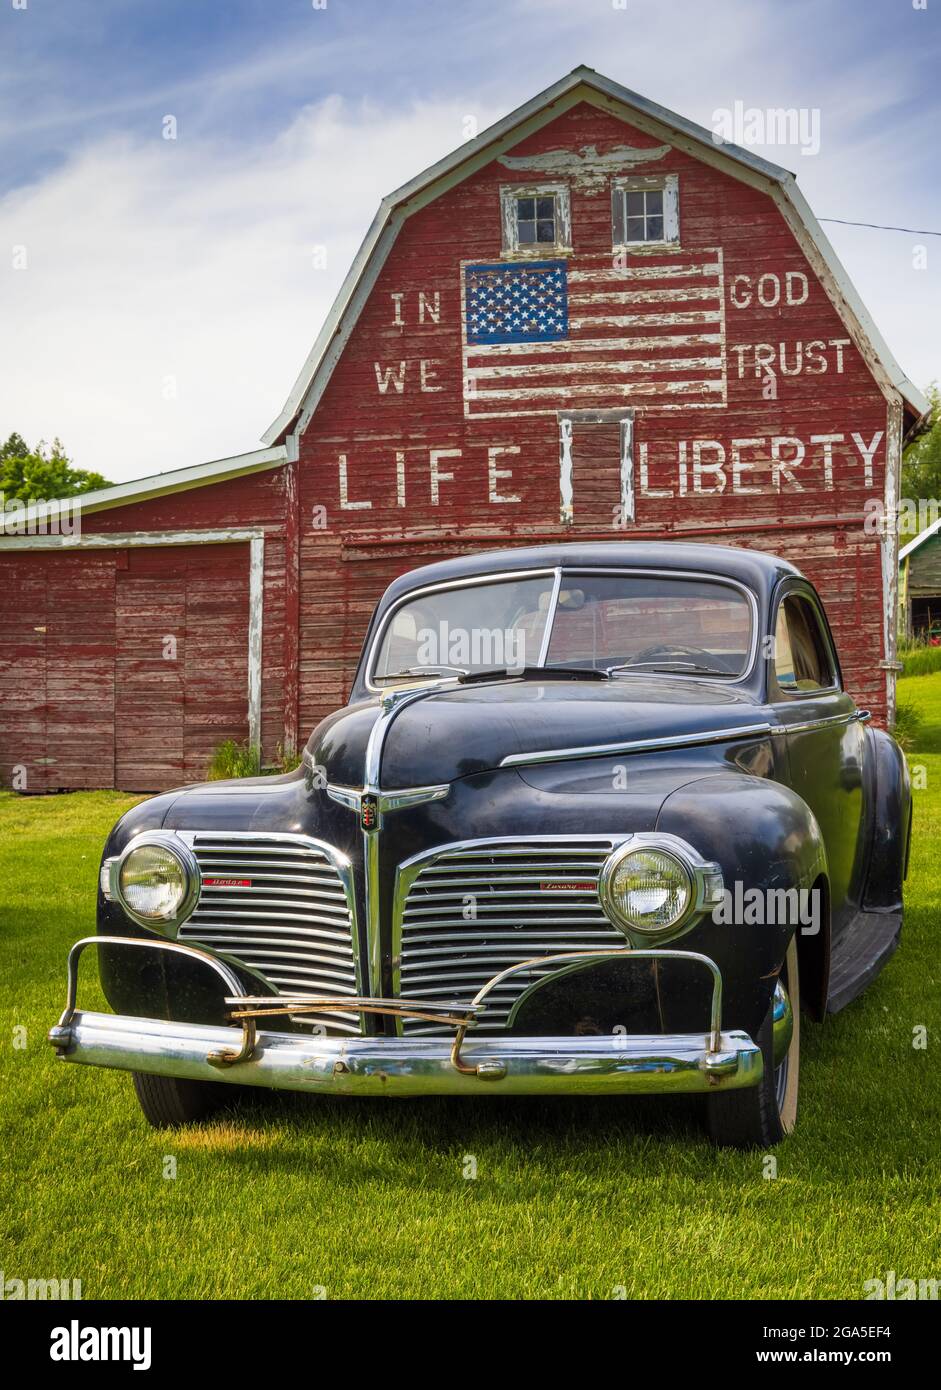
[5,64,928,533]
[263,64,929,447]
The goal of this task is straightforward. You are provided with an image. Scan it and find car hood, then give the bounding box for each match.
[309,678,771,790]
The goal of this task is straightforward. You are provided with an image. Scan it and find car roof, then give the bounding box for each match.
[380,541,801,606]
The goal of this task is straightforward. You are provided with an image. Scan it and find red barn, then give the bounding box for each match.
[0,67,927,793]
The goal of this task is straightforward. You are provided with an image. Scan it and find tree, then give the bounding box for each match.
[0,434,111,503]
[901,384,941,512]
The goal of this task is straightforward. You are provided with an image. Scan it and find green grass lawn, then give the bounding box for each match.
[897,672,941,754]
[2,704,940,1301]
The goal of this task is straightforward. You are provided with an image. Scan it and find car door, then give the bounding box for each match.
[770,581,868,935]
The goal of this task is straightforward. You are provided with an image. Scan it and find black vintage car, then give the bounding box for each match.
[50,542,911,1147]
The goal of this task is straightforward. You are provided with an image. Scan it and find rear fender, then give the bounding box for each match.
[862,726,912,912]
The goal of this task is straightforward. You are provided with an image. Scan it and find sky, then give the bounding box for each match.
[1,0,939,483]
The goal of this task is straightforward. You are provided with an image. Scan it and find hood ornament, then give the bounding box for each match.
[319,683,453,998]
[327,781,449,832]
[322,681,452,832]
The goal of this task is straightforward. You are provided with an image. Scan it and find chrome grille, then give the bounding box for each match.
[396,838,627,1035]
[177,832,361,1036]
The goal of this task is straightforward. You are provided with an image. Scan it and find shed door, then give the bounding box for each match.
[114,557,186,790]
[0,555,51,793]
[0,552,116,792]
[0,541,251,794]
[114,544,251,792]
[45,553,117,789]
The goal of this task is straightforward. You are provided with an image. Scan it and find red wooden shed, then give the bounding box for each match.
[0,67,927,793]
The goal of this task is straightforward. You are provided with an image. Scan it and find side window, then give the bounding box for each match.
[500,183,572,256]
[774,594,837,693]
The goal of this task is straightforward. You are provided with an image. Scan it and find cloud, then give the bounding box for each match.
[0,93,486,480]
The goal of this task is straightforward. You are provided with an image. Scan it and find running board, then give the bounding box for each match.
[827,909,902,1014]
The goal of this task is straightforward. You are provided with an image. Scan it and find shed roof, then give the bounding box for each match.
[2,444,287,530]
[899,517,941,563]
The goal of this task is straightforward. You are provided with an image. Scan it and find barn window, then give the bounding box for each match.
[612,174,679,249]
[500,183,572,256]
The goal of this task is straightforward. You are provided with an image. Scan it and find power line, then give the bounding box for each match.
[819,217,941,237]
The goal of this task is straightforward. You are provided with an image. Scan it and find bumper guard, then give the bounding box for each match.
[48,936,762,1097]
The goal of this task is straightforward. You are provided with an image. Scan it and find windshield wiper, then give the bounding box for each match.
[609,659,730,676]
[373,665,468,683]
[458,664,610,684]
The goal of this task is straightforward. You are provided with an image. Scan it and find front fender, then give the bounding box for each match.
[95,769,323,1026]
[656,772,828,1033]
[658,771,828,898]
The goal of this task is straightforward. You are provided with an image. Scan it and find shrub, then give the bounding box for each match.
[207,740,303,780]
[207,740,262,781]
[275,743,303,773]
[892,700,924,752]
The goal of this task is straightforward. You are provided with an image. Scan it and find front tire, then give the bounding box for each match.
[707,937,800,1148]
[132,1072,236,1128]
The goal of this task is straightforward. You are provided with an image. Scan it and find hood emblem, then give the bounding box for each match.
[326,781,450,833]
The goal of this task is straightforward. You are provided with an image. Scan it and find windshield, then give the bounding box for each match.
[370,570,753,683]
[372,574,555,680]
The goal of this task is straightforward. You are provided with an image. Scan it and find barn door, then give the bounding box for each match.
[0,554,50,793]
[558,408,634,529]
[44,553,117,789]
[114,554,186,791]
[0,551,117,791]
[182,543,251,782]
[1,541,253,794]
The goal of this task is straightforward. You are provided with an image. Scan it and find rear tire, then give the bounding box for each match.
[132,1072,236,1128]
[707,937,800,1149]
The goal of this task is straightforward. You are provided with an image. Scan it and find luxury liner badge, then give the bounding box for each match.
[360,795,379,832]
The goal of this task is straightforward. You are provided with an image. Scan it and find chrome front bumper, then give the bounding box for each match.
[48,936,763,1098]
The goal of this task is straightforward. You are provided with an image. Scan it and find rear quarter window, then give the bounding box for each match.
[774,594,836,692]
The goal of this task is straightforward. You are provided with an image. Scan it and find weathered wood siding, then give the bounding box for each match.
[0,532,258,792]
[907,533,941,596]
[0,552,116,792]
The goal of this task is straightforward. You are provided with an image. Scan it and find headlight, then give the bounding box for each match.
[599,837,723,941]
[112,835,199,933]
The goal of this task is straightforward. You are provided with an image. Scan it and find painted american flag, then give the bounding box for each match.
[461,248,727,418]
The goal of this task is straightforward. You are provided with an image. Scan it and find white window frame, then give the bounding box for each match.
[500,182,572,257]
[612,173,680,251]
